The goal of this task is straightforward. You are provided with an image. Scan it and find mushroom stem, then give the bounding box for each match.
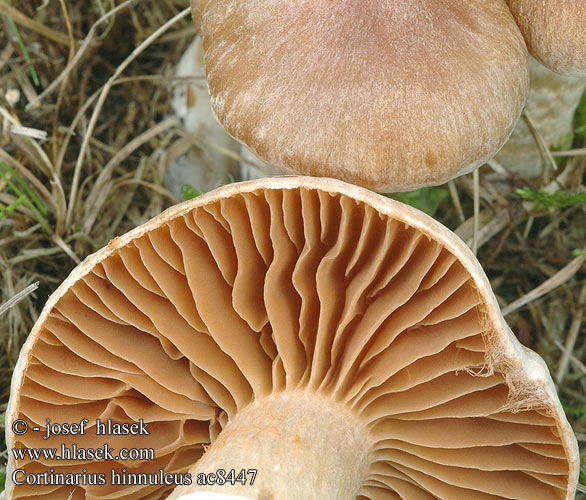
[167,392,372,500]
[495,56,586,177]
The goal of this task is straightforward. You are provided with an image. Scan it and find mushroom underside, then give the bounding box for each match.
[6,179,576,500]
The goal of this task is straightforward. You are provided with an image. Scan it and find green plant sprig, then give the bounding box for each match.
[1,0,40,86]
[516,187,586,210]
[0,161,51,233]
[181,184,201,201]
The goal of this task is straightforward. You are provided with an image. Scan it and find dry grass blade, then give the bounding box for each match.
[455,165,574,249]
[8,247,64,265]
[57,0,75,52]
[51,234,81,265]
[486,158,508,175]
[0,282,38,317]
[502,244,586,316]
[455,207,510,250]
[0,1,70,46]
[173,126,258,166]
[447,180,465,223]
[522,109,559,182]
[9,126,54,176]
[114,179,177,201]
[65,6,191,227]
[24,0,139,111]
[555,280,586,383]
[83,115,179,232]
[0,102,19,127]
[9,125,47,140]
[552,148,586,157]
[554,340,586,379]
[52,74,195,175]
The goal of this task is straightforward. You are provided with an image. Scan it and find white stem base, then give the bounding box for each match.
[167,392,372,500]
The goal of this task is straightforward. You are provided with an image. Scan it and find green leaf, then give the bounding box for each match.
[385,187,448,217]
[181,184,201,201]
[573,248,586,259]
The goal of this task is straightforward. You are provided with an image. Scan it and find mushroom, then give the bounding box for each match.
[165,36,241,197]
[190,1,529,192]
[167,35,279,191]
[4,177,578,499]
[495,1,586,177]
[504,0,586,76]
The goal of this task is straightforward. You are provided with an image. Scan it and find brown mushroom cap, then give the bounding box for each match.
[191,1,528,192]
[505,0,586,76]
[5,177,578,499]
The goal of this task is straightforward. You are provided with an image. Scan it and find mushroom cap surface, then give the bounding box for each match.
[192,1,528,192]
[505,0,586,76]
[5,177,578,499]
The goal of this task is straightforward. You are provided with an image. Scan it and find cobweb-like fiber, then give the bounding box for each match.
[8,183,572,499]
